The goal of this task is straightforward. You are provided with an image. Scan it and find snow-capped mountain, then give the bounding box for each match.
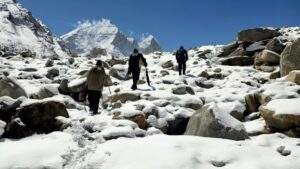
[61,19,162,56]
[0,0,69,57]
[139,35,162,54]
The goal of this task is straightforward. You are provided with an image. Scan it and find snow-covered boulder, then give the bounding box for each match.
[0,120,6,137]
[30,85,59,100]
[254,81,300,105]
[286,70,300,85]
[5,100,69,138]
[185,103,249,140]
[260,98,300,137]
[238,28,278,42]
[161,60,174,68]
[280,38,300,76]
[259,50,281,65]
[0,76,28,99]
[109,64,129,80]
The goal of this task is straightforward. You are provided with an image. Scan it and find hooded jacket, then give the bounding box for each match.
[86,66,107,92]
[128,53,147,74]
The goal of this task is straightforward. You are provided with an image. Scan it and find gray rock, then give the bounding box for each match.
[162,60,174,68]
[46,68,59,80]
[0,77,28,99]
[218,41,239,57]
[266,38,285,54]
[31,85,59,100]
[286,71,300,85]
[45,59,54,67]
[185,105,249,140]
[172,86,195,95]
[5,100,69,139]
[280,39,300,76]
[221,56,254,66]
[260,50,281,65]
[238,28,278,42]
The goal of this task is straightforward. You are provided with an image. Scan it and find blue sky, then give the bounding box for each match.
[18,0,300,51]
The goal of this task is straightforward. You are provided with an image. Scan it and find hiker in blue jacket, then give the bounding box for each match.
[176,46,188,75]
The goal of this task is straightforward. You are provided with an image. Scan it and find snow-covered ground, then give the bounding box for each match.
[1,23,300,169]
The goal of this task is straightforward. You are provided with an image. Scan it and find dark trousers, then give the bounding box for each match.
[178,62,186,75]
[87,90,102,115]
[131,69,141,90]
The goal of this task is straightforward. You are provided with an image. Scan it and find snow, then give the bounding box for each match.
[246,41,265,51]
[0,132,76,169]
[0,120,6,137]
[265,98,300,115]
[68,77,86,88]
[80,134,300,169]
[244,118,266,135]
[209,102,246,131]
[0,0,68,57]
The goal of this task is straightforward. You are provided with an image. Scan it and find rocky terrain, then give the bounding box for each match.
[1,0,300,169]
[0,26,300,168]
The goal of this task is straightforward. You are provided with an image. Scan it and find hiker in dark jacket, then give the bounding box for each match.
[176,46,188,75]
[86,60,109,115]
[127,49,147,90]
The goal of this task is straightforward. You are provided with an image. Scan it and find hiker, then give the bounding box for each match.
[127,49,147,90]
[86,60,108,115]
[176,46,188,75]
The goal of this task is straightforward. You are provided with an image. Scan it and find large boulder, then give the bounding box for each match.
[259,50,281,65]
[185,104,249,140]
[260,98,300,137]
[109,65,129,80]
[30,85,59,100]
[237,28,278,42]
[286,71,300,85]
[161,60,174,68]
[218,41,239,57]
[0,77,28,99]
[5,100,69,138]
[280,39,300,76]
[221,56,254,66]
[266,38,285,54]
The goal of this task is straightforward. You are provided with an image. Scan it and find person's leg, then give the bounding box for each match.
[178,63,182,75]
[183,62,186,75]
[87,90,94,113]
[132,69,140,90]
[93,92,102,115]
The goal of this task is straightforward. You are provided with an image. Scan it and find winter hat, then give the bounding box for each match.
[96,60,102,66]
[133,49,139,53]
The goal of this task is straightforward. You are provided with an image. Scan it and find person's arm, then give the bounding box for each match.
[185,50,188,61]
[127,55,132,75]
[140,54,148,67]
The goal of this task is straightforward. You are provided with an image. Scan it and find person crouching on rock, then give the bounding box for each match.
[176,46,188,75]
[127,49,147,90]
[86,60,108,115]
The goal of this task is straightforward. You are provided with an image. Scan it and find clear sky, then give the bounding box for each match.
[18,0,300,51]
